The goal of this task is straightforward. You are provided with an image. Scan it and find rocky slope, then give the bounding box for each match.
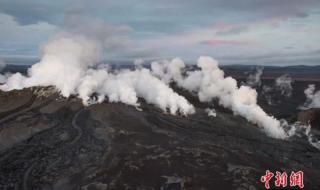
[0,87,319,190]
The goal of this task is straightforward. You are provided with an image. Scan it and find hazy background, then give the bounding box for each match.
[0,0,320,65]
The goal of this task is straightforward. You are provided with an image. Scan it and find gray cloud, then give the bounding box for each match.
[0,0,319,64]
[217,49,320,66]
[216,26,248,36]
[63,8,133,52]
[0,0,66,25]
[2,0,318,26]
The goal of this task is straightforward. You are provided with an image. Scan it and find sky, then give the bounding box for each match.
[0,0,320,65]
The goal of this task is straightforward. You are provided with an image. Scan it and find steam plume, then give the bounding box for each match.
[245,66,264,87]
[261,74,293,105]
[262,85,274,105]
[1,33,100,96]
[302,84,320,109]
[275,74,293,97]
[205,108,217,117]
[152,56,287,139]
[78,67,195,115]
[0,28,292,139]
[0,33,194,116]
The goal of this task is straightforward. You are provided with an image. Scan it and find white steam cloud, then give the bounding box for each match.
[275,74,293,97]
[301,84,320,109]
[1,33,100,96]
[0,24,295,139]
[245,66,264,87]
[205,108,217,117]
[1,40,288,138]
[262,85,274,105]
[261,74,293,105]
[77,67,195,115]
[152,57,287,139]
[0,33,195,116]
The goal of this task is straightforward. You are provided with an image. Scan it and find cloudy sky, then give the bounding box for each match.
[0,0,320,65]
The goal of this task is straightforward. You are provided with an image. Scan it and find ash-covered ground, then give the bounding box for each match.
[0,67,320,190]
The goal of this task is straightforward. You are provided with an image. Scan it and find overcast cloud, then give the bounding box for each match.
[0,0,319,65]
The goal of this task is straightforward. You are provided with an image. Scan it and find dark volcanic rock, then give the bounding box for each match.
[298,108,320,130]
[0,88,320,190]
